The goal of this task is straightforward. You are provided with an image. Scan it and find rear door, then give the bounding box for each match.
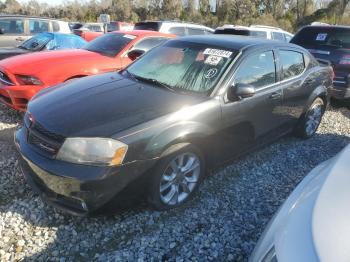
[0,17,26,48]
[275,48,313,126]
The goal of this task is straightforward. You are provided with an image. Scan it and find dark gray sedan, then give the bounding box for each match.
[15,35,333,215]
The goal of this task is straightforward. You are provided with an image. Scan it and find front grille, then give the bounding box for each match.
[0,94,12,104]
[0,71,14,85]
[26,120,65,157]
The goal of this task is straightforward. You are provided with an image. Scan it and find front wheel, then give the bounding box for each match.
[295,97,325,139]
[148,145,205,211]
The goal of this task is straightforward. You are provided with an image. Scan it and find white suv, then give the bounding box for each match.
[134,21,214,36]
[214,25,293,42]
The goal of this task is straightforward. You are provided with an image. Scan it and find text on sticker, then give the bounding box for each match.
[203,48,232,58]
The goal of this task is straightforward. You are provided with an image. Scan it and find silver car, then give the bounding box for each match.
[250,144,350,262]
[0,15,71,48]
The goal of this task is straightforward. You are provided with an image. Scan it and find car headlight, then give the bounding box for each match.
[56,137,128,166]
[15,74,43,85]
[262,246,277,262]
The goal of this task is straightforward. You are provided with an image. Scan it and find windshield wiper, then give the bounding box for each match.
[18,45,28,50]
[131,74,175,92]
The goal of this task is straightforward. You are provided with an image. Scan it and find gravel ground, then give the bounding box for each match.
[0,103,349,261]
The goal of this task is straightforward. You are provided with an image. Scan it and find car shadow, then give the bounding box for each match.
[1,131,349,261]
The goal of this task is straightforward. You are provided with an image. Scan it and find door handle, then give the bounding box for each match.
[16,37,25,41]
[304,79,314,85]
[269,91,282,99]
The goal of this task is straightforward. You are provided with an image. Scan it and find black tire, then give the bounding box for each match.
[147,144,205,211]
[294,97,325,139]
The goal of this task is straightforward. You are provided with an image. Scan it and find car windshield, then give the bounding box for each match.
[82,33,135,57]
[292,27,350,49]
[126,40,236,95]
[19,33,53,51]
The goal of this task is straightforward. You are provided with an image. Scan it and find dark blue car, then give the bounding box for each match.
[0,32,87,60]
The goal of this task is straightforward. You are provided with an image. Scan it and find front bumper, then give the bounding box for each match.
[15,127,156,215]
[0,83,45,111]
[331,72,350,100]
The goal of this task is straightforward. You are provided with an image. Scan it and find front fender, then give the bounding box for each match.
[144,121,215,159]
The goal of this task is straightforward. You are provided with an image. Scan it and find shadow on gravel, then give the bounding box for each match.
[0,125,17,143]
[2,132,350,262]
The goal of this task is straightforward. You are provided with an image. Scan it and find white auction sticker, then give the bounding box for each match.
[204,55,222,65]
[123,34,136,39]
[203,48,232,58]
[316,33,327,41]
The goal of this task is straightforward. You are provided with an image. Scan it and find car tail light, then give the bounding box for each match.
[15,75,43,86]
[339,54,350,65]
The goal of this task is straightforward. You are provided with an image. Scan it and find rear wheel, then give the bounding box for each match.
[148,145,205,211]
[295,97,325,139]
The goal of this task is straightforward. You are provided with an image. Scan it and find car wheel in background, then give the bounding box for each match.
[295,97,325,139]
[148,144,205,211]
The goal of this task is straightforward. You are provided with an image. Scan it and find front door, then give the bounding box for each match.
[0,18,26,48]
[220,50,284,160]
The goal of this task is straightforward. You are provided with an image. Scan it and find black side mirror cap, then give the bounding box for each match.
[228,83,255,101]
[127,49,145,61]
[0,28,4,34]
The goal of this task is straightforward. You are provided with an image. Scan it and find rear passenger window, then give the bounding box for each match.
[52,21,60,32]
[131,37,168,52]
[279,50,305,80]
[29,20,49,34]
[272,32,285,41]
[169,27,186,36]
[250,30,267,39]
[0,19,24,34]
[234,51,276,88]
[187,28,206,35]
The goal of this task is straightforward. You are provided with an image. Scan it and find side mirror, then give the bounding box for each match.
[0,28,4,34]
[228,83,255,101]
[127,49,145,61]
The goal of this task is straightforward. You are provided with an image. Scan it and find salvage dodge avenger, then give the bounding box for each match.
[15,36,333,215]
[0,30,174,111]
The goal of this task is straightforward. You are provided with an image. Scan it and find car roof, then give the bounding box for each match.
[0,14,65,21]
[302,25,350,30]
[177,34,294,51]
[111,30,176,38]
[135,20,213,30]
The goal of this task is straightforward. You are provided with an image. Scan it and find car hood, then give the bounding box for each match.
[0,47,30,60]
[28,72,206,137]
[250,144,350,262]
[0,49,104,74]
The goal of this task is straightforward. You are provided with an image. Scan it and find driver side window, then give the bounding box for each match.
[234,51,276,89]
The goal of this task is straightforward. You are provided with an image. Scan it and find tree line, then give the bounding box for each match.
[1,0,349,32]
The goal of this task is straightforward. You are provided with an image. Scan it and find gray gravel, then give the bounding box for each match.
[0,103,349,261]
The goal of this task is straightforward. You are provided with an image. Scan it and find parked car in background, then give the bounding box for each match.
[76,21,134,42]
[0,30,175,111]
[77,22,104,32]
[134,21,214,36]
[214,25,293,42]
[0,15,71,48]
[14,35,332,215]
[250,143,350,262]
[0,32,86,60]
[291,25,350,102]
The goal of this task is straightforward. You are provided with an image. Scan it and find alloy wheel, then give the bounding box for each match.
[305,103,323,136]
[159,153,201,206]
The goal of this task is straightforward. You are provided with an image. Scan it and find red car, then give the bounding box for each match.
[0,30,175,111]
[75,21,134,42]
